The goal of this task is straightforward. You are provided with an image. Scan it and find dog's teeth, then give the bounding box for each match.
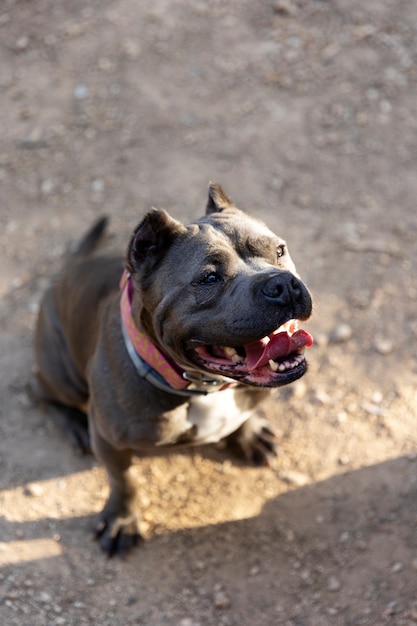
[276,319,298,336]
[269,359,278,372]
[223,347,241,362]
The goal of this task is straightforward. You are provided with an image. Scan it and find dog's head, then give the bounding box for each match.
[126,184,313,388]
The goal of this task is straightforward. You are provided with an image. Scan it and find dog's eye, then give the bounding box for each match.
[201,271,221,285]
[276,244,286,259]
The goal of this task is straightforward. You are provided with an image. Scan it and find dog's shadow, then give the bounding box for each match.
[1,454,416,623]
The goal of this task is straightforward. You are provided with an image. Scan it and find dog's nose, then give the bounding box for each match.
[262,273,303,305]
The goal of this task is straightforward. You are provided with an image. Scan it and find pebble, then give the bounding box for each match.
[336,411,348,423]
[374,338,394,355]
[327,576,341,592]
[313,388,330,405]
[91,178,105,192]
[391,562,403,573]
[273,0,298,16]
[41,179,54,195]
[39,591,52,603]
[384,600,398,617]
[24,483,44,497]
[338,454,350,466]
[213,585,231,610]
[15,36,30,51]
[361,402,389,418]
[371,390,383,403]
[73,84,88,100]
[279,470,309,487]
[329,323,353,344]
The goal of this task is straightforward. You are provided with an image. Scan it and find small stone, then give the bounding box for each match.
[374,338,393,355]
[391,562,403,573]
[384,600,398,617]
[73,601,85,609]
[371,390,383,403]
[213,586,231,609]
[356,539,368,551]
[336,411,348,423]
[74,84,88,100]
[353,24,377,41]
[41,179,54,195]
[39,591,52,603]
[273,0,297,16]
[15,36,30,51]
[361,402,389,418]
[338,455,350,466]
[412,558,417,571]
[327,576,341,592]
[279,470,309,487]
[24,483,44,497]
[313,388,330,405]
[329,324,353,344]
[91,178,104,192]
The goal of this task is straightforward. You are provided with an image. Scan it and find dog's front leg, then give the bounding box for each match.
[89,421,141,556]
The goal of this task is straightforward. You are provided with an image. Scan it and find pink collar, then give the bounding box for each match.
[120,271,236,396]
[120,270,190,390]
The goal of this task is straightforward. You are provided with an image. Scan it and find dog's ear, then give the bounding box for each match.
[127,209,185,273]
[206,182,235,214]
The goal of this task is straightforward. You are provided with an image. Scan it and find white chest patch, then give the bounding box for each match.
[186,389,252,444]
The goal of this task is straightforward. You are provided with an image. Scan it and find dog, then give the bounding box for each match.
[32,183,313,555]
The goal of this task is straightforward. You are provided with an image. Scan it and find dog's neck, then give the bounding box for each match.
[119,271,236,397]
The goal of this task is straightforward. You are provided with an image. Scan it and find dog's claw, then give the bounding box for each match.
[93,512,142,557]
[227,415,281,467]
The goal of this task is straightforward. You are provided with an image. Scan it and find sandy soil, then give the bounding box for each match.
[1,1,417,624]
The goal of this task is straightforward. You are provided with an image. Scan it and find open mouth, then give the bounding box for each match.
[191,320,313,387]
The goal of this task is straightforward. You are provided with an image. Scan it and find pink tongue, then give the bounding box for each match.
[245,330,313,370]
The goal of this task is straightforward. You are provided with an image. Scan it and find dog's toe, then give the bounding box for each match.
[93,512,142,557]
[227,414,281,467]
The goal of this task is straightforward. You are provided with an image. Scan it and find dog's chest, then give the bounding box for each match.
[184,389,251,444]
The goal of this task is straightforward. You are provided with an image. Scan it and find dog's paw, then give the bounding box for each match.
[93,510,142,557]
[226,415,281,466]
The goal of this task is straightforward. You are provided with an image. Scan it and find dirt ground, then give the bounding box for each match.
[1,0,417,624]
